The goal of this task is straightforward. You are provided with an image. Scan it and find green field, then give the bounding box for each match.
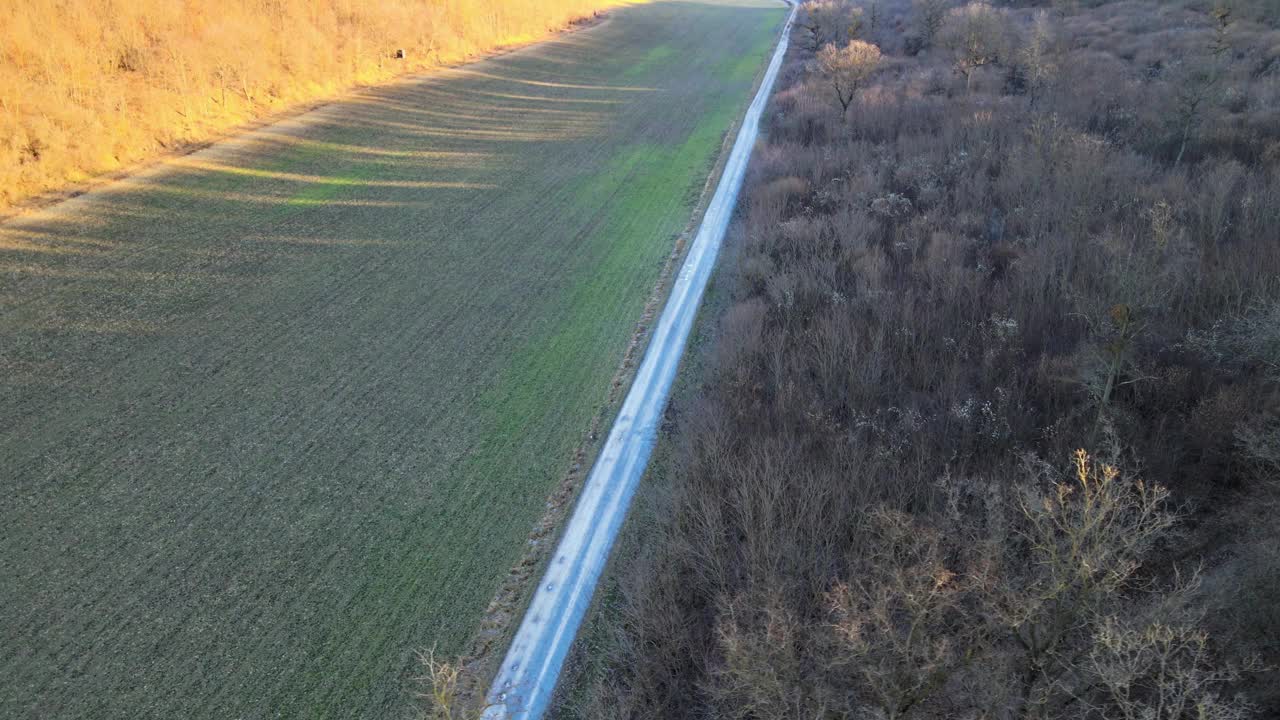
[0,2,785,717]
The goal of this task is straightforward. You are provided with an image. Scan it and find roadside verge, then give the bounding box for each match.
[481,4,798,718]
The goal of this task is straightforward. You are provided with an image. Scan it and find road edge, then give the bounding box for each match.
[481,3,797,717]
[455,0,792,701]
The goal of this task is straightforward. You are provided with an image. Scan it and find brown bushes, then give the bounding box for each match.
[704,451,1256,720]
[569,0,1280,717]
[0,0,624,209]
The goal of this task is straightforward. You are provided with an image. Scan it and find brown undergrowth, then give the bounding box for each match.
[571,0,1280,717]
[0,0,628,210]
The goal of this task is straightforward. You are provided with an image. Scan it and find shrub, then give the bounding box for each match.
[415,650,485,720]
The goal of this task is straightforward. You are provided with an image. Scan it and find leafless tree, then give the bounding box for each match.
[1019,10,1058,107]
[815,39,882,118]
[799,0,846,52]
[414,649,488,720]
[940,1,1012,92]
[912,0,951,50]
[1172,5,1233,166]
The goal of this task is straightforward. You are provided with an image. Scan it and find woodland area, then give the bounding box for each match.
[563,1,1280,718]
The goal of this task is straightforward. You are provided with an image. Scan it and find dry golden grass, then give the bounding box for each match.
[0,0,630,209]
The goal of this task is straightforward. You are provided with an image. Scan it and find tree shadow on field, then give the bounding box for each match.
[0,8,643,390]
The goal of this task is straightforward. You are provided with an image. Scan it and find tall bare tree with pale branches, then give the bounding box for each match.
[941,1,1011,92]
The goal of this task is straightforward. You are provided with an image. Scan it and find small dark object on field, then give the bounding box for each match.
[394,48,405,59]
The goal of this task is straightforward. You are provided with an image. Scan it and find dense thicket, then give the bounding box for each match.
[573,1,1280,717]
[0,0,621,208]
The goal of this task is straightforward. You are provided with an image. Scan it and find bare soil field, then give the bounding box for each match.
[0,2,785,718]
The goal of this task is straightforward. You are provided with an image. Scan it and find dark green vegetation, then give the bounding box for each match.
[0,2,785,717]
[569,1,1280,718]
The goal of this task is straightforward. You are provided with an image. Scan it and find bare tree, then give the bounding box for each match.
[826,509,979,720]
[1084,616,1254,720]
[940,1,1012,92]
[866,0,884,37]
[993,449,1178,716]
[1171,5,1233,166]
[414,649,487,720]
[799,0,869,51]
[815,40,882,118]
[912,0,951,50]
[799,0,845,52]
[1019,10,1058,107]
[708,451,1251,720]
